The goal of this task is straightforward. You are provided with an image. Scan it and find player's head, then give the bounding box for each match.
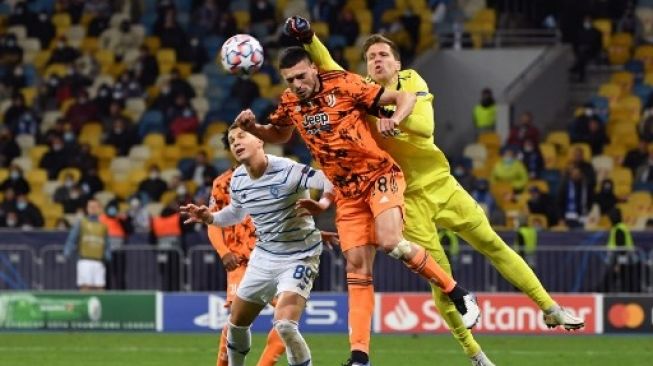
[363,34,401,85]
[227,124,264,164]
[278,47,319,100]
[86,198,102,217]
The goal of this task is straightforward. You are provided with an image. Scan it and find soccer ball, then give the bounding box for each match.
[220,34,264,75]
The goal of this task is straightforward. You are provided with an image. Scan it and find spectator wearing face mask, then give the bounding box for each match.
[100,20,143,60]
[13,194,44,228]
[520,139,544,179]
[137,165,168,202]
[507,112,540,148]
[575,117,609,155]
[0,126,20,168]
[104,117,138,156]
[79,168,105,197]
[450,158,475,192]
[491,146,529,193]
[40,135,72,180]
[47,37,80,65]
[527,186,558,228]
[569,103,595,142]
[3,93,28,129]
[0,34,23,67]
[179,37,209,73]
[0,188,17,225]
[54,172,79,203]
[624,141,649,176]
[0,165,31,195]
[134,45,159,88]
[473,88,496,133]
[70,143,99,172]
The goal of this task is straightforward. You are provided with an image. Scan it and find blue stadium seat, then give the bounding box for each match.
[625,60,645,84]
[28,0,55,12]
[23,65,38,87]
[250,97,274,118]
[590,95,610,123]
[540,169,561,195]
[327,35,349,49]
[212,157,233,174]
[140,12,157,35]
[633,83,652,105]
[143,0,158,13]
[203,35,225,60]
[0,2,10,14]
[177,157,195,178]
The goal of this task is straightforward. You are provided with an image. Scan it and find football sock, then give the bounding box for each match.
[216,324,229,366]
[256,328,286,366]
[347,273,374,356]
[274,319,311,366]
[227,321,251,366]
[404,246,456,292]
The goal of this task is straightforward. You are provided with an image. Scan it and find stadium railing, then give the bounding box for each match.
[1,245,652,293]
[438,28,560,48]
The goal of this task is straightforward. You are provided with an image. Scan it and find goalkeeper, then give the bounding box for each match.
[285,16,584,366]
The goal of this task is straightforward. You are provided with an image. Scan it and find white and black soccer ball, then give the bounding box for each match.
[220,34,264,75]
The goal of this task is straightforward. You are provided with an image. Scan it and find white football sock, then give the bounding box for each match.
[274,319,312,366]
[227,321,251,366]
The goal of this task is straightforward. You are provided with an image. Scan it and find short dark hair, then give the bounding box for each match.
[222,123,241,150]
[362,34,401,61]
[278,47,313,69]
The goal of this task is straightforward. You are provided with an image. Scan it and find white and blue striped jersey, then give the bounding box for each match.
[210,155,333,260]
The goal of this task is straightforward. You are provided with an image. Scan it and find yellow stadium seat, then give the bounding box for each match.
[11,156,32,173]
[156,48,176,74]
[98,169,112,186]
[608,32,633,65]
[477,132,501,151]
[344,46,362,70]
[539,143,557,169]
[44,63,67,78]
[611,95,641,122]
[29,145,50,166]
[160,191,177,205]
[251,73,271,91]
[175,133,199,158]
[145,36,161,53]
[233,10,250,29]
[345,0,368,11]
[26,169,48,189]
[162,146,181,169]
[80,37,99,53]
[545,131,570,154]
[628,191,652,214]
[20,87,37,106]
[610,71,635,94]
[611,167,633,198]
[593,18,612,49]
[176,62,192,78]
[111,180,135,199]
[354,10,373,35]
[602,144,627,164]
[635,44,653,71]
[93,144,117,166]
[188,74,208,96]
[204,122,229,141]
[0,169,7,183]
[260,84,286,99]
[143,133,166,152]
[312,21,330,40]
[43,204,64,229]
[598,83,622,105]
[526,179,550,194]
[15,134,35,154]
[57,167,81,183]
[27,192,48,209]
[568,143,591,161]
[128,169,148,186]
[52,13,71,29]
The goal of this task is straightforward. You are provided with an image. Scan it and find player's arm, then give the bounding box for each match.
[294,165,335,215]
[208,224,229,257]
[235,108,294,144]
[284,16,345,72]
[399,70,436,138]
[376,89,417,137]
[181,203,246,227]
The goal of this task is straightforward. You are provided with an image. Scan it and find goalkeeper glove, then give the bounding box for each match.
[284,16,314,44]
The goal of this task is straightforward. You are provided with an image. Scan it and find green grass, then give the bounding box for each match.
[0,333,651,366]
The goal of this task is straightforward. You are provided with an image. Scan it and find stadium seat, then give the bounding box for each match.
[602,144,627,165]
[128,169,148,187]
[93,145,117,170]
[111,180,135,199]
[625,59,645,83]
[43,204,64,229]
[29,145,49,165]
[598,83,622,105]
[146,202,164,217]
[144,36,161,53]
[11,156,32,173]
[26,169,48,191]
[138,110,166,138]
[592,18,612,49]
[65,25,85,47]
[191,97,209,120]
[627,191,652,215]
[42,181,60,197]
[591,155,614,182]
[607,32,633,65]
[545,131,570,157]
[610,95,641,122]
[634,44,653,71]
[525,179,550,194]
[159,190,177,205]
[160,169,181,185]
[233,10,250,29]
[175,133,199,158]
[128,145,152,164]
[478,132,501,151]
[610,167,633,198]
[610,71,635,94]
[143,133,166,151]
[0,169,7,183]
[156,48,176,74]
[110,157,133,176]
[463,143,487,168]
[539,143,557,170]
[8,25,27,42]
[188,74,208,96]
[94,191,116,207]
[80,37,99,53]
[15,134,35,155]
[57,167,81,183]
[126,98,147,121]
[162,146,182,169]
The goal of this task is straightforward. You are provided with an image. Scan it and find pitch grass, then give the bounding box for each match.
[0,333,651,366]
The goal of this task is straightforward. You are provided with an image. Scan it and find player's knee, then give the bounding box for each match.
[344,247,374,274]
[273,319,299,341]
[386,239,412,259]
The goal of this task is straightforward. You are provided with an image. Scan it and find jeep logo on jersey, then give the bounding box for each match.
[303,112,332,135]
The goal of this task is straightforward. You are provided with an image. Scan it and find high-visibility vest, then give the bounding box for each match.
[515,227,538,255]
[474,104,496,129]
[99,214,126,238]
[152,213,181,238]
[438,229,459,257]
[607,223,634,250]
[79,218,107,260]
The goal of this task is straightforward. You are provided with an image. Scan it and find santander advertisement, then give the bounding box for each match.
[376,293,600,334]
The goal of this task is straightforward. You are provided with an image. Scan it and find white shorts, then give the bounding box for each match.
[236,252,320,305]
[77,259,106,288]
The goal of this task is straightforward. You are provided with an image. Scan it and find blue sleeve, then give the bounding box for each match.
[63,221,81,258]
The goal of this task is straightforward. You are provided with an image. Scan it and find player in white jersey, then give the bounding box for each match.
[182,125,335,366]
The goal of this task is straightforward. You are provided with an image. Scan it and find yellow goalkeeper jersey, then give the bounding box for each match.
[304,36,451,192]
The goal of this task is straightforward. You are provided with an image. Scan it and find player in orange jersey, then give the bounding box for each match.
[236,47,480,366]
[208,159,285,366]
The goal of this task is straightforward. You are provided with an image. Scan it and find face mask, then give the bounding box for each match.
[10,171,20,180]
[63,132,75,142]
[524,145,533,153]
[53,144,63,151]
[88,214,98,220]
[130,199,140,209]
[453,167,465,177]
[176,186,187,196]
[69,191,80,199]
[584,108,593,117]
[57,42,65,49]
[149,172,159,179]
[64,179,74,188]
[106,206,118,217]
[584,21,591,29]
[39,13,47,22]
[16,201,27,210]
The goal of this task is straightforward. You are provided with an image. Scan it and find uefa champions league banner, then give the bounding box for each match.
[160,293,349,333]
[0,292,156,330]
[374,293,602,335]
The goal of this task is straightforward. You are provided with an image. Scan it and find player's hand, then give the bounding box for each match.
[235,109,256,132]
[320,231,340,250]
[295,198,328,216]
[221,252,240,271]
[377,117,401,138]
[180,204,213,225]
[283,16,314,43]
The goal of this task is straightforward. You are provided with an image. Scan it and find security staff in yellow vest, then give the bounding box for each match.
[514,217,539,268]
[473,88,496,133]
[604,208,639,292]
[63,199,110,290]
